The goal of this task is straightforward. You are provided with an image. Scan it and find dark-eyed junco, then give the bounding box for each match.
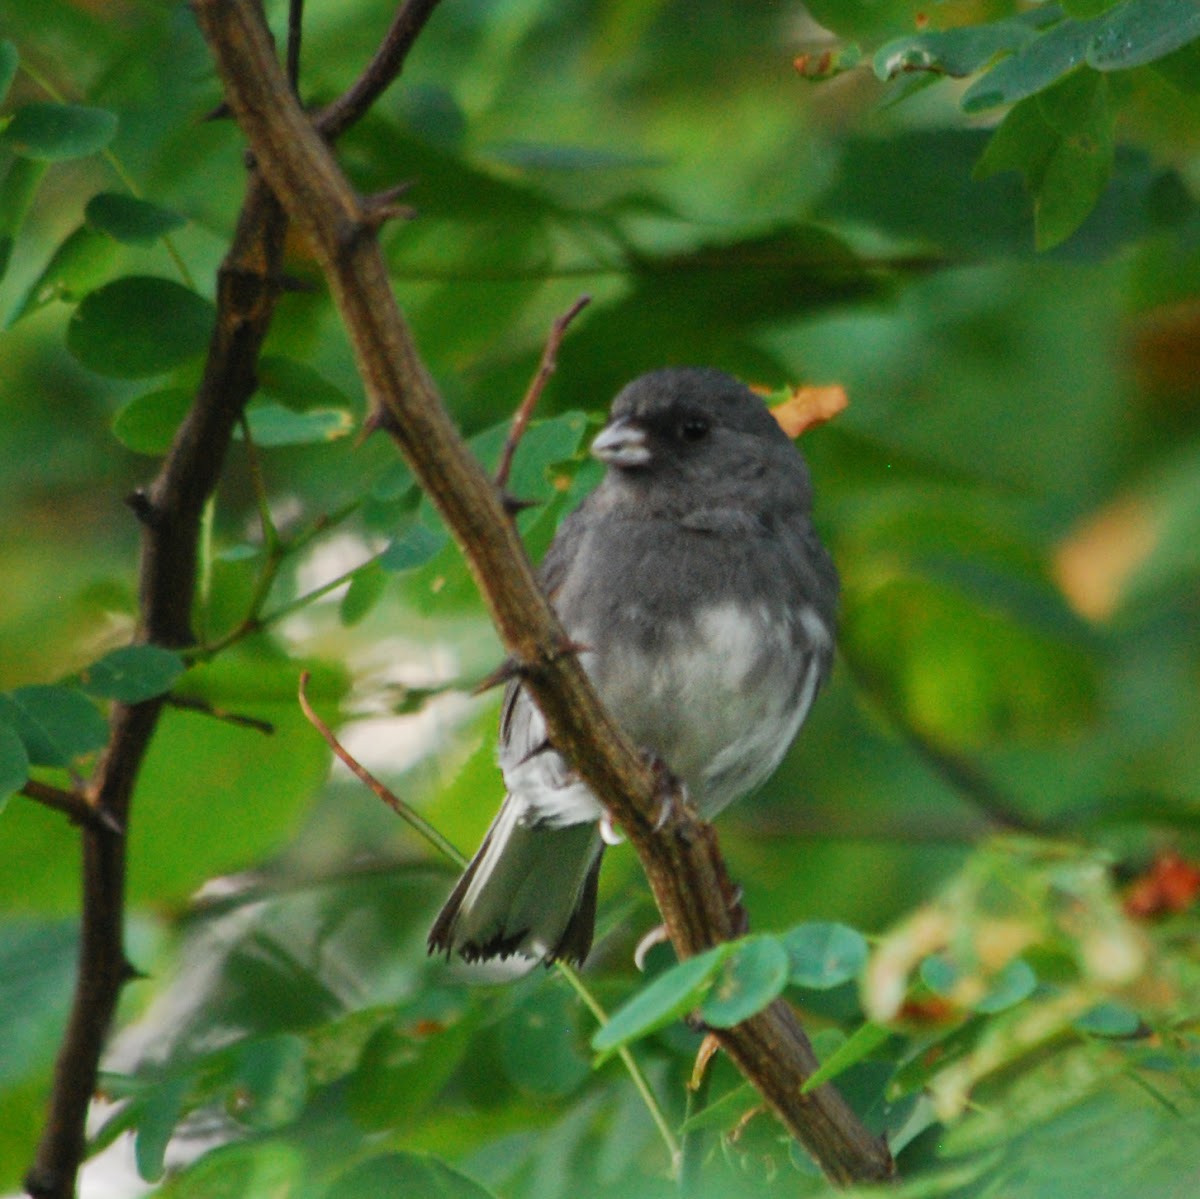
[428,367,838,966]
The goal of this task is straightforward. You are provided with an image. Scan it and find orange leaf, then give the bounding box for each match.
[1124,850,1200,919]
[769,384,849,438]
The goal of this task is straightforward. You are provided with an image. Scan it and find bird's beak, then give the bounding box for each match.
[591,416,651,467]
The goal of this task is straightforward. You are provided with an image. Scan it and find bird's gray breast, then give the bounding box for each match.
[580,597,828,817]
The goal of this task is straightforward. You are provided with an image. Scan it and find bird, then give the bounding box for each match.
[428,366,839,967]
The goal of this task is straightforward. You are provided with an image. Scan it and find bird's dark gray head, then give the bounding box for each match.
[591,367,812,510]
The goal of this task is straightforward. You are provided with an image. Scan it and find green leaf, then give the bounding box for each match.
[801,1021,892,1093]
[975,71,1114,251]
[781,922,869,990]
[0,919,77,1085]
[236,400,354,447]
[228,1035,309,1131]
[256,355,352,410]
[1089,0,1200,71]
[699,936,790,1027]
[0,41,17,107]
[976,958,1038,1014]
[499,984,590,1096]
[154,1140,305,1196]
[0,721,29,805]
[505,411,591,504]
[379,518,450,573]
[0,156,47,281]
[67,276,215,378]
[591,945,727,1058]
[327,1152,498,1199]
[347,1001,474,1129]
[874,21,1036,83]
[0,685,108,767]
[372,458,415,502]
[8,225,119,324]
[79,645,186,703]
[1073,1000,1143,1037]
[339,559,388,626]
[134,1073,190,1182]
[2,102,118,160]
[84,192,185,244]
[111,388,193,455]
[962,18,1105,113]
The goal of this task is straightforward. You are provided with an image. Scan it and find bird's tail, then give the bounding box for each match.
[428,798,604,966]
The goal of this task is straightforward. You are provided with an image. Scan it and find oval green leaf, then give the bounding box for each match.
[0,685,108,768]
[339,559,388,627]
[228,1035,309,1131]
[112,388,193,455]
[591,944,727,1058]
[1073,1000,1143,1038]
[379,519,450,573]
[699,936,790,1028]
[85,192,185,244]
[499,984,590,1096]
[257,355,351,410]
[80,645,185,703]
[976,958,1038,1014]
[3,102,118,160]
[0,41,17,108]
[236,400,354,448]
[67,276,214,378]
[0,720,30,804]
[1089,0,1200,71]
[782,921,870,990]
[327,1153,498,1199]
[133,1073,189,1183]
[9,225,119,324]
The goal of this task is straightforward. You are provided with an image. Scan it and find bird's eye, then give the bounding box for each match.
[679,416,710,442]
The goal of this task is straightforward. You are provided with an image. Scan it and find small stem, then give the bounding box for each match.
[286,0,304,92]
[558,961,682,1176]
[495,294,591,493]
[298,670,465,866]
[19,780,123,835]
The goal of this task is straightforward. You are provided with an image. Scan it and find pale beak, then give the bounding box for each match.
[591,416,651,467]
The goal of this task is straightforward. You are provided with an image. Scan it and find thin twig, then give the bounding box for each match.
[296,671,683,1174]
[494,294,591,493]
[314,0,445,141]
[19,781,124,835]
[298,671,465,866]
[164,695,275,735]
[286,0,303,92]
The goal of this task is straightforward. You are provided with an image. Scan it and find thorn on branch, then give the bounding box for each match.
[125,489,157,525]
[494,294,591,494]
[361,181,418,230]
[500,491,540,516]
[278,272,319,294]
[120,957,149,983]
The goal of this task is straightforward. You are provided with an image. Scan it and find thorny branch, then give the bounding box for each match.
[194,0,893,1184]
[24,4,445,1196]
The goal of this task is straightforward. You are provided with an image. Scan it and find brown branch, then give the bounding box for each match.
[494,294,591,494]
[194,0,893,1183]
[314,0,445,141]
[25,178,290,1199]
[18,781,123,836]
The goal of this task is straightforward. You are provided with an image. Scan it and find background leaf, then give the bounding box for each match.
[67,276,215,378]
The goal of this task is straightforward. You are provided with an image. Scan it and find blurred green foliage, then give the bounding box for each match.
[2,0,1200,1196]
